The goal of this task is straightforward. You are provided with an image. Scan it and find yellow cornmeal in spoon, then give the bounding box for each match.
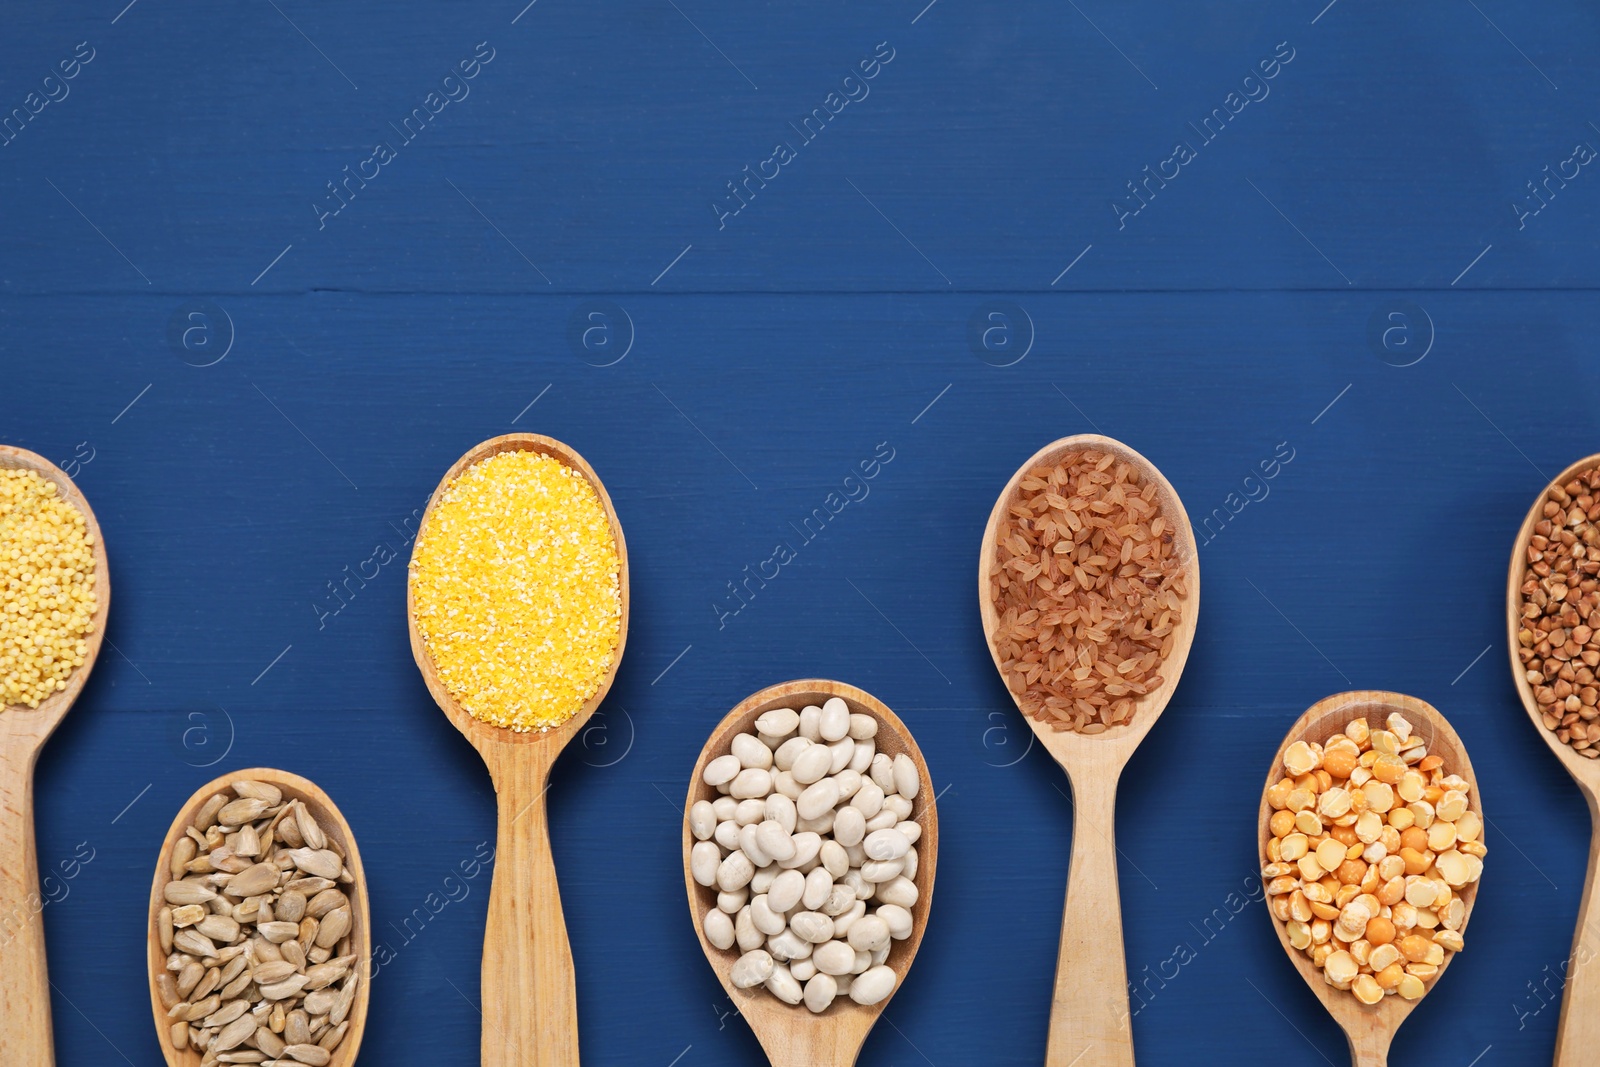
[410,450,621,732]
[1,469,98,709]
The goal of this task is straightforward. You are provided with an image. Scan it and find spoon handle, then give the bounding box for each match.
[0,735,55,1067]
[1554,796,1600,1066]
[1044,772,1134,1067]
[481,755,578,1067]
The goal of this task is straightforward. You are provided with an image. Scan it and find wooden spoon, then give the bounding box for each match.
[977,434,1199,1067]
[1507,453,1600,1066]
[0,445,109,1067]
[683,679,938,1067]
[407,432,628,1067]
[147,769,370,1065]
[1257,691,1484,1067]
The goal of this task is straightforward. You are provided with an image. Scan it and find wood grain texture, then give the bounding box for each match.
[0,446,108,1067]
[1257,691,1484,1067]
[1506,453,1600,1067]
[406,433,629,1067]
[146,768,371,1067]
[683,679,938,1067]
[977,434,1200,1067]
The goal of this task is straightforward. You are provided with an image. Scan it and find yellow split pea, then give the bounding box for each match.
[1,469,98,709]
[410,450,621,732]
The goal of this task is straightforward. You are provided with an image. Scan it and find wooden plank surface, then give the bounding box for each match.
[3,1,1598,1064]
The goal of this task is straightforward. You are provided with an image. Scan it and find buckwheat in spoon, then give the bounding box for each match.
[685,680,938,1066]
[0,446,108,1067]
[408,433,628,1067]
[978,435,1198,1067]
[1508,453,1600,1066]
[1259,691,1484,1067]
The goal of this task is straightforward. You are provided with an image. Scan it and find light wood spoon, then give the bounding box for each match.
[977,434,1199,1067]
[147,768,370,1066]
[407,432,628,1067]
[683,679,938,1067]
[0,445,109,1067]
[1257,691,1484,1067]
[1507,453,1600,1067]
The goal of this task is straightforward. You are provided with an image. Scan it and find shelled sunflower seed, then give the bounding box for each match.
[155,780,361,1066]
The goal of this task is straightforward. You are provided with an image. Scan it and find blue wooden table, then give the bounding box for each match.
[4,1,1599,1063]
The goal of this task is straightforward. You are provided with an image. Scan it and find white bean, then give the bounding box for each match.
[732,734,773,770]
[832,807,866,848]
[860,858,904,883]
[877,904,913,940]
[791,957,817,983]
[820,697,850,741]
[802,867,833,911]
[734,799,766,825]
[730,769,772,800]
[756,707,799,736]
[847,915,890,952]
[850,780,884,819]
[735,906,763,951]
[882,795,913,820]
[716,850,755,892]
[750,866,776,894]
[902,847,917,880]
[755,731,786,751]
[779,831,821,870]
[850,966,896,1006]
[812,941,854,976]
[851,948,871,975]
[790,911,835,944]
[870,753,895,791]
[791,745,831,786]
[819,841,849,879]
[895,820,921,845]
[828,737,855,774]
[848,713,878,739]
[803,973,837,1013]
[774,737,810,771]
[765,963,803,1005]
[767,929,811,961]
[704,909,735,950]
[703,755,741,786]
[764,793,797,833]
[834,899,866,936]
[756,821,796,863]
[751,894,786,936]
[767,869,805,913]
[797,779,839,821]
[833,769,862,802]
[731,950,774,989]
[712,796,737,821]
[892,754,920,800]
[739,824,771,869]
[689,801,716,841]
[795,811,834,836]
[864,828,910,861]
[849,738,875,773]
[774,770,802,800]
[822,885,855,916]
[799,705,823,741]
[864,810,898,833]
[691,841,721,887]
[717,887,747,914]
[870,943,890,966]
[877,876,918,909]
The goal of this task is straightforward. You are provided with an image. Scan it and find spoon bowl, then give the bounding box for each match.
[1507,453,1600,1066]
[1258,691,1483,1067]
[407,432,628,1067]
[977,434,1198,1067]
[0,445,109,1067]
[683,679,938,1067]
[147,769,370,1067]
